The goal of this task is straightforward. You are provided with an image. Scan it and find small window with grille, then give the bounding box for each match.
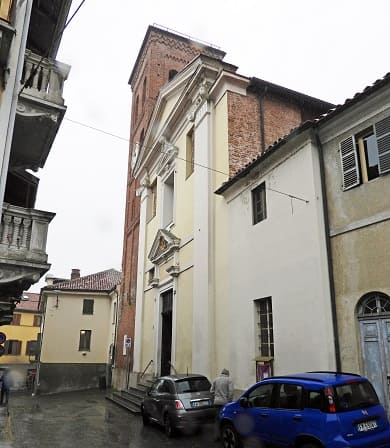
[357,292,390,317]
[255,297,274,357]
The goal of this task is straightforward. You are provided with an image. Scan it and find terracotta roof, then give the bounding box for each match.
[216,72,390,195]
[43,269,121,293]
[16,293,40,312]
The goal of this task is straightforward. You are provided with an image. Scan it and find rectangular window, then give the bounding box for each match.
[340,115,390,190]
[11,314,21,325]
[186,127,194,178]
[252,182,267,224]
[79,330,91,351]
[4,340,21,355]
[255,297,274,357]
[33,315,41,327]
[162,172,174,228]
[82,299,94,315]
[26,340,38,356]
[147,180,157,221]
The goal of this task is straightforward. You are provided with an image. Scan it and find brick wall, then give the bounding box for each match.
[263,94,302,150]
[227,91,261,176]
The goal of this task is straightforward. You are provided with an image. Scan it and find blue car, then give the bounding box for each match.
[219,372,390,448]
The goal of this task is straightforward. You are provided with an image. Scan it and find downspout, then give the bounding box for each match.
[33,289,48,395]
[0,0,33,209]
[313,128,341,371]
[257,86,268,153]
[112,288,119,367]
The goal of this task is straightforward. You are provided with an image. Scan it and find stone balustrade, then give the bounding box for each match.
[0,203,55,264]
[21,50,71,106]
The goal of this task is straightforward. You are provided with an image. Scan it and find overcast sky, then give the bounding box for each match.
[29,0,390,291]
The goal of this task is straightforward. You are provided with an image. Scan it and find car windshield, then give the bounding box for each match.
[335,380,379,411]
[175,378,211,393]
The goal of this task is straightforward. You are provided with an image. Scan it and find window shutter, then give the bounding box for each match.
[339,136,360,190]
[375,116,390,175]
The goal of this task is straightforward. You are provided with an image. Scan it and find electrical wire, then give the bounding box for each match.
[63,116,310,204]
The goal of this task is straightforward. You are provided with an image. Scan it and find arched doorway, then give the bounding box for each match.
[357,292,390,410]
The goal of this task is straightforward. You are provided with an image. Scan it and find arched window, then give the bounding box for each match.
[357,292,390,317]
[142,77,147,106]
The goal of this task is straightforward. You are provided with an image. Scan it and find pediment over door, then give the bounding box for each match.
[148,229,181,265]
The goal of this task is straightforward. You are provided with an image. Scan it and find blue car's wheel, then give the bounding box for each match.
[221,422,241,448]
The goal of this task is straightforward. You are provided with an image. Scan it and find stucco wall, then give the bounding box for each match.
[320,94,390,373]
[41,292,111,364]
[224,139,335,391]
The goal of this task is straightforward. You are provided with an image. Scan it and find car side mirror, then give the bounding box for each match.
[239,397,249,408]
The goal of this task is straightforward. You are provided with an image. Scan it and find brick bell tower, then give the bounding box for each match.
[113,25,226,388]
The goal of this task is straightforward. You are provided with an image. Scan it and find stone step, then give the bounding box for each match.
[106,392,141,414]
[120,389,143,405]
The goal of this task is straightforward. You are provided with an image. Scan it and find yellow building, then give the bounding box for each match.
[0,292,41,389]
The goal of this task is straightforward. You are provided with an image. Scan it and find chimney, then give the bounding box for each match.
[71,269,80,280]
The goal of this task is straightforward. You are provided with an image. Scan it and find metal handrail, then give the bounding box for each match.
[168,361,178,375]
[140,359,153,379]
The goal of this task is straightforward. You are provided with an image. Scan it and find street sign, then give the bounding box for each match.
[125,337,132,348]
[0,332,6,344]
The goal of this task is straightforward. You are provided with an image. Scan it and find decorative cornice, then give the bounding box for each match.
[148,229,181,265]
[16,102,59,122]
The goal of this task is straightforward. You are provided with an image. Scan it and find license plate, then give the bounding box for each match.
[357,420,378,432]
[191,399,210,408]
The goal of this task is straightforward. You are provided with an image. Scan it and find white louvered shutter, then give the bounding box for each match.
[375,116,390,175]
[339,135,360,190]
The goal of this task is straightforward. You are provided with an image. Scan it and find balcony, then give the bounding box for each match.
[0,203,55,301]
[9,50,71,171]
[0,0,14,70]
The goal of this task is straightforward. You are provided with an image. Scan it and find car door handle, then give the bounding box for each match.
[293,414,302,421]
[260,413,269,418]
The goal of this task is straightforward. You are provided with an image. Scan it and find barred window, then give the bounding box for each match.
[255,298,274,357]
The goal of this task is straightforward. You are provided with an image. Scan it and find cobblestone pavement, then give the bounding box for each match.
[0,389,221,448]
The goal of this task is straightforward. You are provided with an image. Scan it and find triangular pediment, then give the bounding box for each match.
[148,229,181,265]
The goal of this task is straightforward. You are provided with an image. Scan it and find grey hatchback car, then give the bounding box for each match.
[141,374,216,437]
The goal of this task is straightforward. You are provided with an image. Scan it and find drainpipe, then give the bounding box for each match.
[0,0,33,210]
[313,128,341,371]
[257,86,268,153]
[33,288,48,395]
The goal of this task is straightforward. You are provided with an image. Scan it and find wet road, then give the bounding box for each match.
[0,389,221,448]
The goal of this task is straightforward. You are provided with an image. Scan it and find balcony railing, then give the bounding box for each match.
[21,50,71,106]
[0,203,55,264]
